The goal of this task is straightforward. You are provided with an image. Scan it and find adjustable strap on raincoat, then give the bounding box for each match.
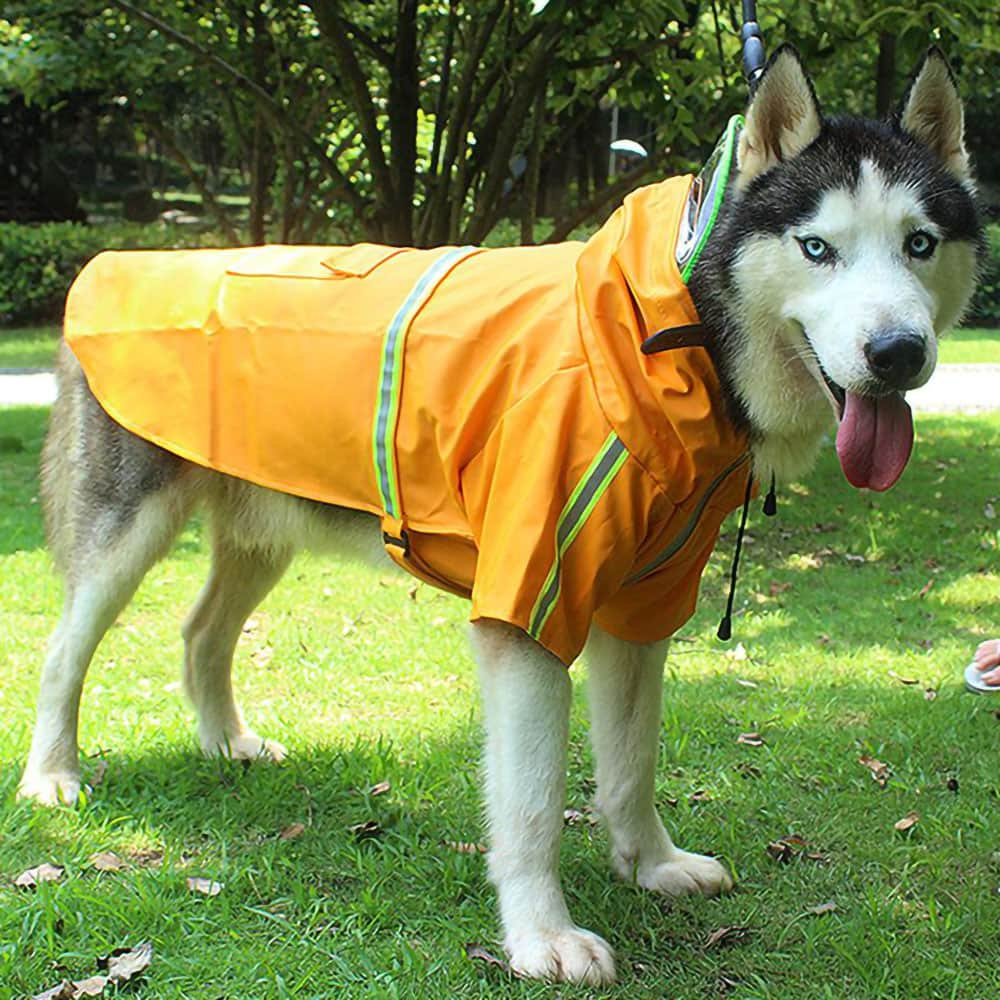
[372,245,480,570]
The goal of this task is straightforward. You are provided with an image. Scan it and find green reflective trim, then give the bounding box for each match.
[373,246,478,517]
[624,453,751,585]
[528,433,629,640]
[679,114,743,285]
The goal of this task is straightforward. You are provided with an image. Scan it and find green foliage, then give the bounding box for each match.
[0,222,230,326]
[967,223,1000,327]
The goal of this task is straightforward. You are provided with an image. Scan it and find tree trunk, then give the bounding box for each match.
[875,31,896,118]
[387,0,419,243]
[521,86,546,245]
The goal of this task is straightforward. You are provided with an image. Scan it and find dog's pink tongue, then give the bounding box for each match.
[836,391,914,491]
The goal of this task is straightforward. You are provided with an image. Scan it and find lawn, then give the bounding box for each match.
[1,404,998,999]
[939,326,1000,364]
[0,326,62,369]
[1,325,996,371]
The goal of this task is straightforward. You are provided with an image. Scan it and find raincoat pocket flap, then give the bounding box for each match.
[321,244,409,278]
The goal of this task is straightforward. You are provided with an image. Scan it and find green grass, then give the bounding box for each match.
[0,325,996,371]
[0,325,61,369]
[939,327,1000,364]
[1,408,1000,999]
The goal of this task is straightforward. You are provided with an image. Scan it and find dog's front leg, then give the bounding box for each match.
[471,620,616,985]
[586,624,733,897]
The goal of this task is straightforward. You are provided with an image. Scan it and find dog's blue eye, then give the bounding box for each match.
[906,231,937,259]
[798,237,833,264]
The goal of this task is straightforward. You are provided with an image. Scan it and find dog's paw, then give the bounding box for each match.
[627,848,733,898]
[505,927,616,985]
[202,732,288,763]
[17,770,82,807]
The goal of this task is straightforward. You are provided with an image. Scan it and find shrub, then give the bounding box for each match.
[0,221,232,326]
[967,222,1000,327]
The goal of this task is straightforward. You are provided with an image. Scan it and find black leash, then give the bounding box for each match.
[741,0,767,96]
[714,5,775,640]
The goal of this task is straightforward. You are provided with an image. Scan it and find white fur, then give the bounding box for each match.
[470,620,730,984]
[20,488,193,804]
[587,627,732,896]
[729,159,975,484]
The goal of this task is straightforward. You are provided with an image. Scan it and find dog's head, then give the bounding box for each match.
[721,45,981,489]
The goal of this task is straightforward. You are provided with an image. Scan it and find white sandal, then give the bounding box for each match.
[965,660,1000,694]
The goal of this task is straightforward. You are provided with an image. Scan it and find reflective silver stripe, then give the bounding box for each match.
[528,433,629,640]
[624,453,751,585]
[373,246,478,518]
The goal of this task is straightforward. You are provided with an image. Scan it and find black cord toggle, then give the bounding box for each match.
[763,472,777,516]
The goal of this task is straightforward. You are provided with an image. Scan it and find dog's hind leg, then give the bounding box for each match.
[586,624,733,897]
[471,619,616,986]
[19,485,193,806]
[182,525,292,762]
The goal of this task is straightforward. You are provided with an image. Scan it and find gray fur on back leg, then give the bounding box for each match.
[42,343,188,578]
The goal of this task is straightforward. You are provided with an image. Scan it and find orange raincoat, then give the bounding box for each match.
[66,175,751,665]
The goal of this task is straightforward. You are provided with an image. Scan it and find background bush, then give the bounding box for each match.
[0,221,230,326]
[968,222,1000,327]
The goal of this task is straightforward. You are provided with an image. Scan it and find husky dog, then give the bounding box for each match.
[19,46,980,984]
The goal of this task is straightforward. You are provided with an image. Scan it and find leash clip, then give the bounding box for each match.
[741,1,766,96]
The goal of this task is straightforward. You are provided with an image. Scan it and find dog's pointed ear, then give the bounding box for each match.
[899,47,969,180]
[738,45,822,187]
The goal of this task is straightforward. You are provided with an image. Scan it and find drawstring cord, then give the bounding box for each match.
[717,470,777,641]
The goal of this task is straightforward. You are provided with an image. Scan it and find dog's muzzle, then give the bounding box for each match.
[863,328,927,390]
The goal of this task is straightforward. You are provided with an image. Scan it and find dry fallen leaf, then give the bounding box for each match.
[32,942,152,999]
[918,579,934,598]
[737,732,765,747]
[252,645,274,667]
[186,876,223,896]
[768,581,791,595]
[888,670,919,686]
[727,642,749,662]
[858,755,891,788]
[689,790,712,804]
[735,678,758,689]
[445,840,487,854]
[33,982,77,1000]
[279,822,306,841]
[89,852,126,873]
[349,819,383,842]
[89,759,109,788]
[15,863,64,889]
[766,834,823,864]
[924,687,938,702]
[704,925,749,950]
[716,973,742,993]
[894,812,919,833]
[368,780,391,797]
[464,942,511,973]
[808,900,838,916]
[126,848,164,868]
[99,940,154,983]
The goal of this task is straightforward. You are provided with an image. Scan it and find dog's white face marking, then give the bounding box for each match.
[779,159,952,392]
[728,158,977,480]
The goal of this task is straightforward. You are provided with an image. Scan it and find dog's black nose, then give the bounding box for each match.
[864,330,927,388]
